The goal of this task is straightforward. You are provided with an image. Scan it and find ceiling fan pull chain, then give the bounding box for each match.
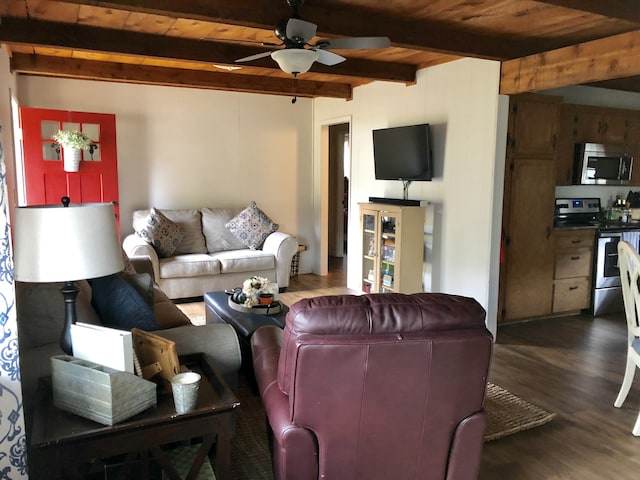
[292,74,298,104]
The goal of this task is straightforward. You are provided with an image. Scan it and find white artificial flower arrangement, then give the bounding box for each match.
[52,129,92,150]
[242,275,271,307]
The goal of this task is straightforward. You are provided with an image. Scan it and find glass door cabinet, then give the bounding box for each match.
[359,203,426,294]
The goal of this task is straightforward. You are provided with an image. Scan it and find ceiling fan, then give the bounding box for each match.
[235,0,391,76]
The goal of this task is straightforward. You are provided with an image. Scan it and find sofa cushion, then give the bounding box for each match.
[159,254,221,279]
[201,207,246,253]
[211,249,275,274]
[225,201,279,250]
[135,208,184,258]
[90,274,159,331]
[16,280,100,350]
[133,209,207,255]
[153,286,192,329]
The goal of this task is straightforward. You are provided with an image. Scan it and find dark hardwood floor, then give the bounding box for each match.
[286,261,640,479]
[481,313,640,479]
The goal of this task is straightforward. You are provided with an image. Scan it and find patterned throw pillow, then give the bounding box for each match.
[135,207,184,257]
[225,201,279,250]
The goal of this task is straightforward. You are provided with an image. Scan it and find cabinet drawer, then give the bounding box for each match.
[553,277,591,312]
[554,230,595,249]
[555,248,592,278]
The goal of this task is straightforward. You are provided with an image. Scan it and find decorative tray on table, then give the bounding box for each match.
[225,288,283,315]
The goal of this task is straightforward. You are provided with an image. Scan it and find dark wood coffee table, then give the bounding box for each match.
[28,353,239,480]
[204,291,288,373]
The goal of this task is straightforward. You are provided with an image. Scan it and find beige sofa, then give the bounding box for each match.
[123,207,299,300]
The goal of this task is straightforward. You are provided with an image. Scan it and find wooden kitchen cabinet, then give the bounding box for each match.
[555,105,578,186]
[555,103,640,186]
[626,112,640,186]
[552,229,595,313]
[572,104,629,145]
[500,93,561,323]
[507,94,560,158]
[359,203,425,294]
[501,158,556,321]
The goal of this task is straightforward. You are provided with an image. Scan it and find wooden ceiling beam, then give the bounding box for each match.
[59,0,536,59]
[500,30,640,95]
[0,17,414,83]
[10,53,353,99]
[58,0,287,29]
[535,1,640,24]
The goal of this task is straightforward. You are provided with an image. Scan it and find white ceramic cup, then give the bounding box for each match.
[170,372,201,414]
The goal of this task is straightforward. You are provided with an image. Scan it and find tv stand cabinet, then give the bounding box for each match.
[359,203,425,294]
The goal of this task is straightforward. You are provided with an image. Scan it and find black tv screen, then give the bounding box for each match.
[372,123,432,181]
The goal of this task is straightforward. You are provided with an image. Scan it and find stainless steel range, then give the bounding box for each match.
[554,197,640,315]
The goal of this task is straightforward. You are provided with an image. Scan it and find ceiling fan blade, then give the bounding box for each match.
[286,18,317,43]
[320,36,391,50]
[315,49,346,66]
[235,51,274,63]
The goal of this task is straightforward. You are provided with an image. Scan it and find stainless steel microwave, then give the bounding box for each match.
[573,143,633,185]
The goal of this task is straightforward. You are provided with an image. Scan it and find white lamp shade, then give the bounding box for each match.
[271,49,319,74]
[13,203,124,283]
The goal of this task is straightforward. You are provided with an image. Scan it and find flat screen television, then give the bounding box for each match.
[372,123,433,181]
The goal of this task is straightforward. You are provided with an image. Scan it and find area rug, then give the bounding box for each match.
[231,376,274,480]
[484,382,556,442]
[228,378,556,479]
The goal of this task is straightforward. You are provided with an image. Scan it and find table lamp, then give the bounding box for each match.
[13,198,124,355]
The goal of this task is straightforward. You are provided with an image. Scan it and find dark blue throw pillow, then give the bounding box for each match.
[90,274,158,331]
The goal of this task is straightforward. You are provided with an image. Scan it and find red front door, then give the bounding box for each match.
[19,107,120,233]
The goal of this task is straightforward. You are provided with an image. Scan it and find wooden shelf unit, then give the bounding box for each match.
[359,203,425,294]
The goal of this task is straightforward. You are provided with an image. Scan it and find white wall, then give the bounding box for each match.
[314,58,506,335]
[16,78,317,272]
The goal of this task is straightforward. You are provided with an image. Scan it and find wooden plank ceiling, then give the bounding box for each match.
[2,0,640,100]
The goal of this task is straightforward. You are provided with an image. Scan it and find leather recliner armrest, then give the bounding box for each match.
[252,326,318,480]
[445,411,487,480]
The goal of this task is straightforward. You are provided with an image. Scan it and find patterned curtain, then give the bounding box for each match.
[0,125,27,477]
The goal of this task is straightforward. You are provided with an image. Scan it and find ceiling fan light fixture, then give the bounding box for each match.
[271,49,319,75]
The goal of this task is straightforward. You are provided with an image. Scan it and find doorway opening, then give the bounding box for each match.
[327,123,350,277]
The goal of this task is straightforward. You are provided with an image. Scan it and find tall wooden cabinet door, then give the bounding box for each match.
[509,94,560,158]
[555,105,577,186]
[19,107,120,232]
[628,113,640,186]
[503,159,555,321]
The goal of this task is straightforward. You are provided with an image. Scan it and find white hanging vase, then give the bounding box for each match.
[63,147,81,172]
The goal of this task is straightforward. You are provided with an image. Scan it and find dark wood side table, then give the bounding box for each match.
[28,353,239,480]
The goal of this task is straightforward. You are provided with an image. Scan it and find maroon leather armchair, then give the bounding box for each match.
[251,293,493,480]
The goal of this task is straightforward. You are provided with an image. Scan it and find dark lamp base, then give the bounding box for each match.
[60,281,80,355]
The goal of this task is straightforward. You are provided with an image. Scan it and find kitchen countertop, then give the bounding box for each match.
[554,220,640,232]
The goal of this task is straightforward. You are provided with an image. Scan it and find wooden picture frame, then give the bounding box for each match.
[131,328,180,391]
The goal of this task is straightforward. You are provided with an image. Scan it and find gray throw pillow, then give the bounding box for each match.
[135,207,184,257]
[225,201,279,250]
